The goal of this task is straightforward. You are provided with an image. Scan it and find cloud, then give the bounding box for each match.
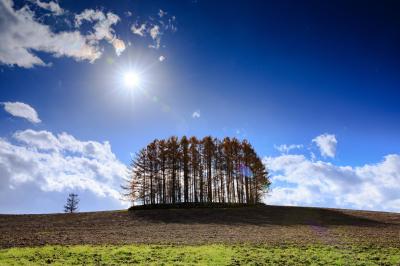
[111,39,126,56]
[74,9,126,56]
[0,0,102,68]
[0,1,129,67]
[131,23,146,36]
[32,0,64,15]
[159,55,166,62]
[158,9,166,18]
[192,110,200,118]
[274,144,303,154]
[149,25,161,49]
[0,129,127,203]
[13,129,59,150]
[264,153,400,212]
[312,133,337,158]
[2,102,41,123]
[130,10,177,49]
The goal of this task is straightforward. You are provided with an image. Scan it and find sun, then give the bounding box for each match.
[123,71,141,88]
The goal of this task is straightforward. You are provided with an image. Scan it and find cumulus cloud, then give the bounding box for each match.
[274,144,303,154]
[312,133,337,158]
[2,102,41,123]
[74,9,126,56]
[0,129,127,202]
[264,153,400,212]
[0,0,102,68]
[32,0,64,15]
[192,110,200,118]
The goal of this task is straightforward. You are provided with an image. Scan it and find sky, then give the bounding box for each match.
[0,0,399,214]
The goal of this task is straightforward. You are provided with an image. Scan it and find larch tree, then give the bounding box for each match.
[64,193,79,213]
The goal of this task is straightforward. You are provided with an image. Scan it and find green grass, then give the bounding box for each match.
[0,244,399,265]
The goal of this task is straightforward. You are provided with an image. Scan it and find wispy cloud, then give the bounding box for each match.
[131,23,146,36]
[130,9,177,50]
[2,102,41,123]
[32,0,64,15]
[274,144,303,154]
[158,9,166,18]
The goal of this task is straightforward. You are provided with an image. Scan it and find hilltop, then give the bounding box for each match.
[1,205,399,248]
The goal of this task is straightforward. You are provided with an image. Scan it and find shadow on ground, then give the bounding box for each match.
[129,205,390,227]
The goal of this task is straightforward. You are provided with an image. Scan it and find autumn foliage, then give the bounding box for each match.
[124,136,270,205]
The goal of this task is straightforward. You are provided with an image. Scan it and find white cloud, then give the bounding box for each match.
[192,110,200,118]
[2,102,41,123]
[0,0,102,68]
[14,129,59,150]
[0,129,127,202]
[33,0,64,15]
[149,25,161,49]
[159,55,166,62]
[130,10,177,50]
[131,23,146,37]
[111,38,126,56]
[74,9,126,56]
[264,153,400,212]
[312,133,337,158]
[274,144,303,154]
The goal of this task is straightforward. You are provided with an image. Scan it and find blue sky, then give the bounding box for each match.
[1,0,399,214]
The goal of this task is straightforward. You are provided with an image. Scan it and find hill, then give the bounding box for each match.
[0,205,399,249]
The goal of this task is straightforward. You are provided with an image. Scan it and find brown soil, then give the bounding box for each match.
[0,205,399,248]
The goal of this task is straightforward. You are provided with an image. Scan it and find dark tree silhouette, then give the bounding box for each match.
[64,193,79,213]
[125,136,270,205]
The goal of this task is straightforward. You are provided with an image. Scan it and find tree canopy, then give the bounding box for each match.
[124,136,270,205]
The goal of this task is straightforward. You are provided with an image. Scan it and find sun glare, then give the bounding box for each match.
[123,71,141,88]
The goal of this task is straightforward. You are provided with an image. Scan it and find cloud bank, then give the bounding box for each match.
[265,135,400,212]
[0,129,127,203]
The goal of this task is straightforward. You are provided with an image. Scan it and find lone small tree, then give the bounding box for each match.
[64,193,79,213]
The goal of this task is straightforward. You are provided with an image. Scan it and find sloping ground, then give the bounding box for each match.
[0,205,399,248]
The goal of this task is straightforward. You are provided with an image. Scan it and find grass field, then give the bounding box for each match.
[1,244,399,265]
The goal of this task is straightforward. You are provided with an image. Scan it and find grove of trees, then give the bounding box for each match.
[124,136,270,205]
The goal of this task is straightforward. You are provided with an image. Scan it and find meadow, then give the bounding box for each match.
[1,244,399,265]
